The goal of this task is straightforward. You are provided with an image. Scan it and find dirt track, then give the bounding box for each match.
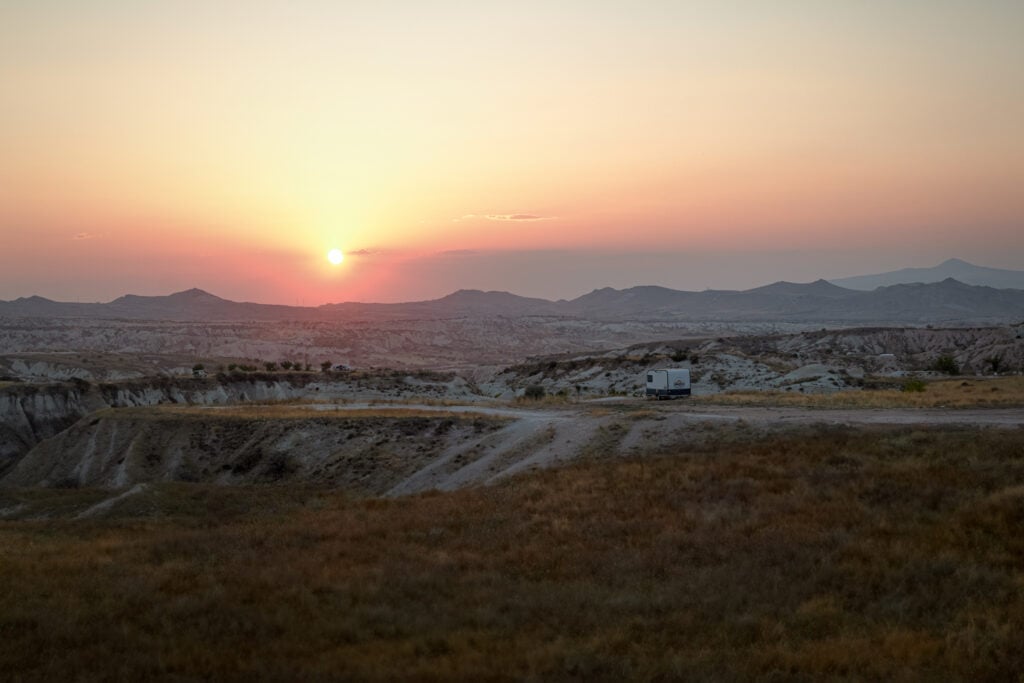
[647,403,1024,428]
[317,400,1024,428]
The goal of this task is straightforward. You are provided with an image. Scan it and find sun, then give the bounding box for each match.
[326,249,344,265]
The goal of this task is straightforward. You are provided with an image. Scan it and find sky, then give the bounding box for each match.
[2,1,1023,304]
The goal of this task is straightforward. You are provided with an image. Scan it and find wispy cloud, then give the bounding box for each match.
[485,214,551,222]
[453,213,555,223]
[73,232,98,240]
[348,248,379,256]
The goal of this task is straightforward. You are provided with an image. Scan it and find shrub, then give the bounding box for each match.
[321,361,333,373]
[264,362,278,372]
[933,355,960,376]
[902,378,927,393]
[524,385,546,400]
[280,361,293,371]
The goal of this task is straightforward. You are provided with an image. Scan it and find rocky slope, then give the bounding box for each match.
[480,324,1024,398]
[2,409,509,492]
[3,323,1020,491]
[0,373,477,473]
[0,317,783,370]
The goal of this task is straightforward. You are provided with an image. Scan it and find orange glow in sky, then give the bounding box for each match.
[1,1,1022,303]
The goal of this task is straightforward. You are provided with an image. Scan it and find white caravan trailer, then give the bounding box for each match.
[645,368,691,399]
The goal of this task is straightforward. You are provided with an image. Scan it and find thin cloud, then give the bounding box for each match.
[485,214,552,222]
[453,213,556,223]
[348,248,379,256]
[73,232,98,240]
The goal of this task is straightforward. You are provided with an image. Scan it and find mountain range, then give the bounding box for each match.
[829,258,1024,290]
[3,275,1024,325]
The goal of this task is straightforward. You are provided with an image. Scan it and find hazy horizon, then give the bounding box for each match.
[3,1,1023,305]
[2,252,1020,306]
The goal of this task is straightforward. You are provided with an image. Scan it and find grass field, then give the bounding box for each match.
[2,426,1023,680]
[111,404,507,422]
[696,376,1024,409]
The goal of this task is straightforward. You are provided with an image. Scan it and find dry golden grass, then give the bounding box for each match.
[2,426,1023,680]
[696,376,1024,409]
[512,393,574,407]
[365,396,502,408]
[118,404,506,422]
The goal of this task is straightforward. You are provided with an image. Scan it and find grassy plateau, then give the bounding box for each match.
[1,425,1023,681]
[695,376,1024,409]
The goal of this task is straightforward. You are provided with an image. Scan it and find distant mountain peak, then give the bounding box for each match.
[831,258,1024,291]
[440,289,520,301]
[750,279,854,296]
[168,288,222,300]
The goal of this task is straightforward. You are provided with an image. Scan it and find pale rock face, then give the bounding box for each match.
[2,323,1021,486]
[0,372,494,473]
[10,360,93,381]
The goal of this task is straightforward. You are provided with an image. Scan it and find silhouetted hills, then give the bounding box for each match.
[831,258,1024,290]
[3,278,1023,324]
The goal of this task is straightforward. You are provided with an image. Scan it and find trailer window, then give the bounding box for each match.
[646,374,653,382]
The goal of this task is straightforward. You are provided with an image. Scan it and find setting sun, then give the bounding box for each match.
[327,249,344,266]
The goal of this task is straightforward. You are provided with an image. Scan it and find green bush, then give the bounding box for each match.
[902,378,927,393]
[524,385,546,400]
[932,355,960,375]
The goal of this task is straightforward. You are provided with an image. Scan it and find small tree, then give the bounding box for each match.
[902,378,926,393]
[985,354,1004,375]
[321,361,333,373]
[280,361,293,371]
[192,364,205,377]
[264,361,278,372]
[932,354,960,376]
[524,385,546,400]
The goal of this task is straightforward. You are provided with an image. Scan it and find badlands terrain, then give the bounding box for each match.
[1,278,1022,491]
[1,317,1022,496]
[2,269,1024,679]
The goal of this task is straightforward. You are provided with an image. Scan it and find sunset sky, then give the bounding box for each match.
[2,1,1022,304]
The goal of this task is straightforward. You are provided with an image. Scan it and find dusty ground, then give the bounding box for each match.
[7,397,1019,501]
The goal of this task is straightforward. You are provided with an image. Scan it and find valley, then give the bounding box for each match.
[2,280,1023,680]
